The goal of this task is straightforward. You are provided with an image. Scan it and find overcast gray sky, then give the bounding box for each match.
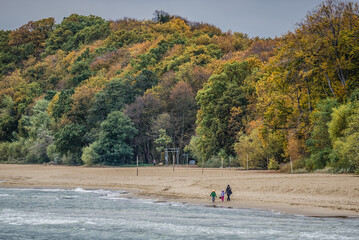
[1,0,357,38]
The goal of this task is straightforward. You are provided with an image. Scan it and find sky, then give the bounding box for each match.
[1,0,357,38]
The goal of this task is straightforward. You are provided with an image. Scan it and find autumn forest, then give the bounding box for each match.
[0,0,358,173]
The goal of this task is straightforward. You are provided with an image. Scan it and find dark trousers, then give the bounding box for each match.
[227,195,231,201]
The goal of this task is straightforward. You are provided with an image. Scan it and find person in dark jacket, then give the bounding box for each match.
[226,185,232,201]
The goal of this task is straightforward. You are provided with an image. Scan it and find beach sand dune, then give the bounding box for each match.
[0,164,358,217]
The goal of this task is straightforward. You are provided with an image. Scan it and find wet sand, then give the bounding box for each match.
[0,164,358,217]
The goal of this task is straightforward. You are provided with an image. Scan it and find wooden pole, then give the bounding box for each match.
[202,158,204,174]
[173,154,175,172]
[247,154,249,170]
[290,156,293,174]
[136,155,139,176]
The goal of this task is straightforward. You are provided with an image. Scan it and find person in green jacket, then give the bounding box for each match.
[210,190,217,203]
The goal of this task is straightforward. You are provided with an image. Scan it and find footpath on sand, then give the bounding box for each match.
[0,164,358,217]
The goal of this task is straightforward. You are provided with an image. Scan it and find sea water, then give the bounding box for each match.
[0,188,358,240]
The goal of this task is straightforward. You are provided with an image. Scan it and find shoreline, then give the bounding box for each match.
[1,184,357,218]
[0,164,358,218]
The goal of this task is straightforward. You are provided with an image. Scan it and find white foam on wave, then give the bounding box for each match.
[124,216,249,236]
[299,232,345,240]
[3,188,67,192]
[73,187,111,194]
[73,187,89,193]
[1,208,79,226]
[73,187,129,199]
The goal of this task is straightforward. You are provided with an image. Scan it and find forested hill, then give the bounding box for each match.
[1,1,359,173]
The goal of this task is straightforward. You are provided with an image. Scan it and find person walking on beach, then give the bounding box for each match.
[220,189,225,202]
[210,190,217,203]
[226,185,232,201]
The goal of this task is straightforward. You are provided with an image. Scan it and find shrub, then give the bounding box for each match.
[81,143,99,166]
[268,158,279,170]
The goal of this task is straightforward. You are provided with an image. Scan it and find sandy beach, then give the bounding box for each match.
[0,164,358,217]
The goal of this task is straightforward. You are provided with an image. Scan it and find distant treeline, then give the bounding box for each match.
[0,0,358,173]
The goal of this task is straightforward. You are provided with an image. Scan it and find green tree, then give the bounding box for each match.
[0,96,17,141]
[306,99,339,170]
[133,69,159,96]
[234,129,266,169]
[50,89,74,122]
[195,60,259,160]
[54,123,87,164]
[152,10,171,24]
[0,30,16,76]
[93,111,138,165]
[44,14,110,54]
[154,128,172,163]
[88,78,135,126]
[81,143,99,166]
[27,99,53,139]
[68,48,93,87]
[27,129,54,163]
[328,101,358,172]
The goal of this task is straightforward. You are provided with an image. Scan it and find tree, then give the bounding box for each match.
[44,14,110,54]
[125,93,162,163]
[93,111,138,165]
[195,60,259,160]
[68,48,94,87]
[48,89,74,122]
[328,101,357,172]
[169,81,197,152]
[153,10,171,24]
[54,123,87,164]
[88,77,135,126]
[27,99,53,139]
[133,69,159,96]
[306,99,339,169]
[66,84,100,125]
[9,17,55,57]
[297,0,359,99]
[15,99,55,163]
[0,96,17,141]
[338,103,359,173]
[0,30,16,76]
[257,1,359,166]
[27,129,54,163]
[154,129,172,163]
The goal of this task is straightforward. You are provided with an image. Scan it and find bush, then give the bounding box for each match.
[204,155,221,168]
[60,153,81,165]
[0,142,10,162]
[81,143,99,166]
[313,167,334,174]
[7,140,28,163]
[279,158,306,173]
[46,144,61,164]
[268,158,279,170]
[293,168,309,174]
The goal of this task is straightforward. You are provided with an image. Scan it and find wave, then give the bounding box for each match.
[1,188,67,192]
[73,187,128,196]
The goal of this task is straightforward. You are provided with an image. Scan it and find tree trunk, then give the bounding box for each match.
[325,73,336,97]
